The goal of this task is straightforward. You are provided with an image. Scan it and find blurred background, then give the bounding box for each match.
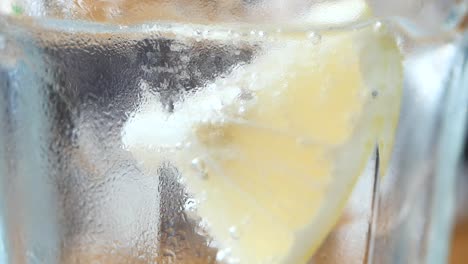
[450,135,468,264]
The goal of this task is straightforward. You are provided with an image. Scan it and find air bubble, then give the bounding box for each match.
[0,36,5,50]
[194,29,203,42]
[296,137,313,147]
[191,157,208,179]
[184,198,198,211]
[307,32,322,44]
[216,247,232,262]
[239,89,255,101]
[374,21,383,32]
[238,106,246,115]
[229,226,240,240]
[162,249,176,259]
[175,142,183,150]
[227,257,241,264]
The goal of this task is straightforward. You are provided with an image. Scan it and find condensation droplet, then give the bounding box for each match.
[191,157,208,179]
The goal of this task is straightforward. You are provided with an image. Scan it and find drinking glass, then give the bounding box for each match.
[0,0,467,263]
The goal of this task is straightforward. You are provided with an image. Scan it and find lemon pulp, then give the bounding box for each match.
[123,23,402,263]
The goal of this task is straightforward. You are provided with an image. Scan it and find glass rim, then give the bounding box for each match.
[0,0,374,34]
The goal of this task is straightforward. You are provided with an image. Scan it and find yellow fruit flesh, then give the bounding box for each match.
[123,26,402,263]
[187,35,364,263]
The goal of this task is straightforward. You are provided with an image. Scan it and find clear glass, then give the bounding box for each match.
[0,1,467,263]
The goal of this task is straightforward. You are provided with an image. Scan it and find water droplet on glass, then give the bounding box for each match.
[191,157,208,179]
[229,226,240,240]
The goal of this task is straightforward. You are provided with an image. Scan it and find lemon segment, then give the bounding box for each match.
[122,25,402,263]
[185,32,369,263]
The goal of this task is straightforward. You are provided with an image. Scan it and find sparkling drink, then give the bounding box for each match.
[0,0,466,263]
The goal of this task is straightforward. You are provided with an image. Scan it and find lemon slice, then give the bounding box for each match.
[122,24,402,263]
